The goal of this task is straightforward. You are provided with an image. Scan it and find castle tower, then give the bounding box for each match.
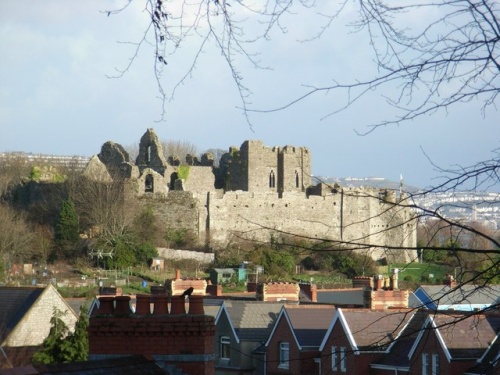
[278,145,311,193]
[225,140,311,193]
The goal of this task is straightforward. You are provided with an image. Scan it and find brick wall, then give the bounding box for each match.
[320,319,380,375]
[257,282,300,302]
[299,283,317,302]
[368,290,409,309]
[88,294,215,375]
[266,316,303,375]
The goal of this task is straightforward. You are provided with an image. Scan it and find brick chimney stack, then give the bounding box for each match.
[443,273,456,287]
[89,294,215,375]
[390,268,399,290]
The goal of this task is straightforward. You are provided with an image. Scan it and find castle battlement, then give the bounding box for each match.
[81,129,416,263]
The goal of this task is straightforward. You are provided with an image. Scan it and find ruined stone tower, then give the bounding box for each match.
[223,140,311,193]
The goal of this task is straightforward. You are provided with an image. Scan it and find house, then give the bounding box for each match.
[406,312,500,375]
[464,332,500,375]
[265,305,336,375]
[205,300,288,375]
[318,308,416,375]
[0,285,79,367]
[412,283,500,311]
[88,293,215,375]
[369,310,428,374]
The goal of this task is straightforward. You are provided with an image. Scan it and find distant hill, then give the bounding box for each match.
[312,176,420,193]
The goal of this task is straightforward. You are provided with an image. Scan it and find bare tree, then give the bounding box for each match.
[0,204,37,267]
[103,2,500,370]
[106,1,499,128]
[70,177,138,245]
[161,140,199,164]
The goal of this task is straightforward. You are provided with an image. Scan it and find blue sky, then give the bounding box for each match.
[0,1,498,189]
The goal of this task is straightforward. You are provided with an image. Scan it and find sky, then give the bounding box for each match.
[0,1,498,190]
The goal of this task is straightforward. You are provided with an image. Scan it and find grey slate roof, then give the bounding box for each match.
[371,310,428,369]
[413,284,500,310]
[222,300,290,341]
[285,305,336,348]
[316,289,365,306]
[0,287,45,343]
[431,313,500,359]
[340,308,415,350]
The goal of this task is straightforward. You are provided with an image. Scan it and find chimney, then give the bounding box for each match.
[95,296,115,315]
[135,294,151,315]
[89,294,215,375]
[114,296,132,315]
[390,268,399,290]
[353,276,373,290]
[170,296,186,314]
[374,275,383,290]
[152,294,169,315]
[299,283,318,302]
[443,273,456,287]
[175,269,181,280]
[188,295,205,315]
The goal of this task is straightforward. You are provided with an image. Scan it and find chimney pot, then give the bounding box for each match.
[153,294,169,315]
[188,295,205,315]
[135,294,151,315]
[170,296,186,314]
[97,296,115,315]
[114,296,132,315]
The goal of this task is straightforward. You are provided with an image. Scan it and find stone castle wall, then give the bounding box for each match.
[79,129,417,263]
[207,189,416,262]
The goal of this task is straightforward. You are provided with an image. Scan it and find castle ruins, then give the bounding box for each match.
[83,129,417,263]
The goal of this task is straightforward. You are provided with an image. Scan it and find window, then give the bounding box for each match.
[146,145,151,163]
[269,170,276,188]
[431,354,439,375]
[145,174,154,193]
[422,353,429,375]
[279,342,289,369]
[340,346,346,372]
[331,346,338,371]
[295,170,299,188]
[220,336,230,361]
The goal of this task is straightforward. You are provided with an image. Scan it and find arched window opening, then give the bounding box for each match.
[146,145,152,163]
[269,170,276,188]
[170,172,179,190]
[295,170,299,188]
[145,174,154,193]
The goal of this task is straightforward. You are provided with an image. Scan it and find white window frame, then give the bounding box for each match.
[220,336,231,361]
[422,353,429,375]
[340,346,347,372]
[279,342,290,369]
[431,353,439,375]
[331,346,338,371]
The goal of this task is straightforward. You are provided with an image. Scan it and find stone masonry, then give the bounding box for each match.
[82,129,417,262]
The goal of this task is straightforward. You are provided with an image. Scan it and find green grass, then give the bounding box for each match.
[388,263,453,284]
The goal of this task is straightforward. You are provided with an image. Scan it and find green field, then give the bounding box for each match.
[386,263,454,284]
